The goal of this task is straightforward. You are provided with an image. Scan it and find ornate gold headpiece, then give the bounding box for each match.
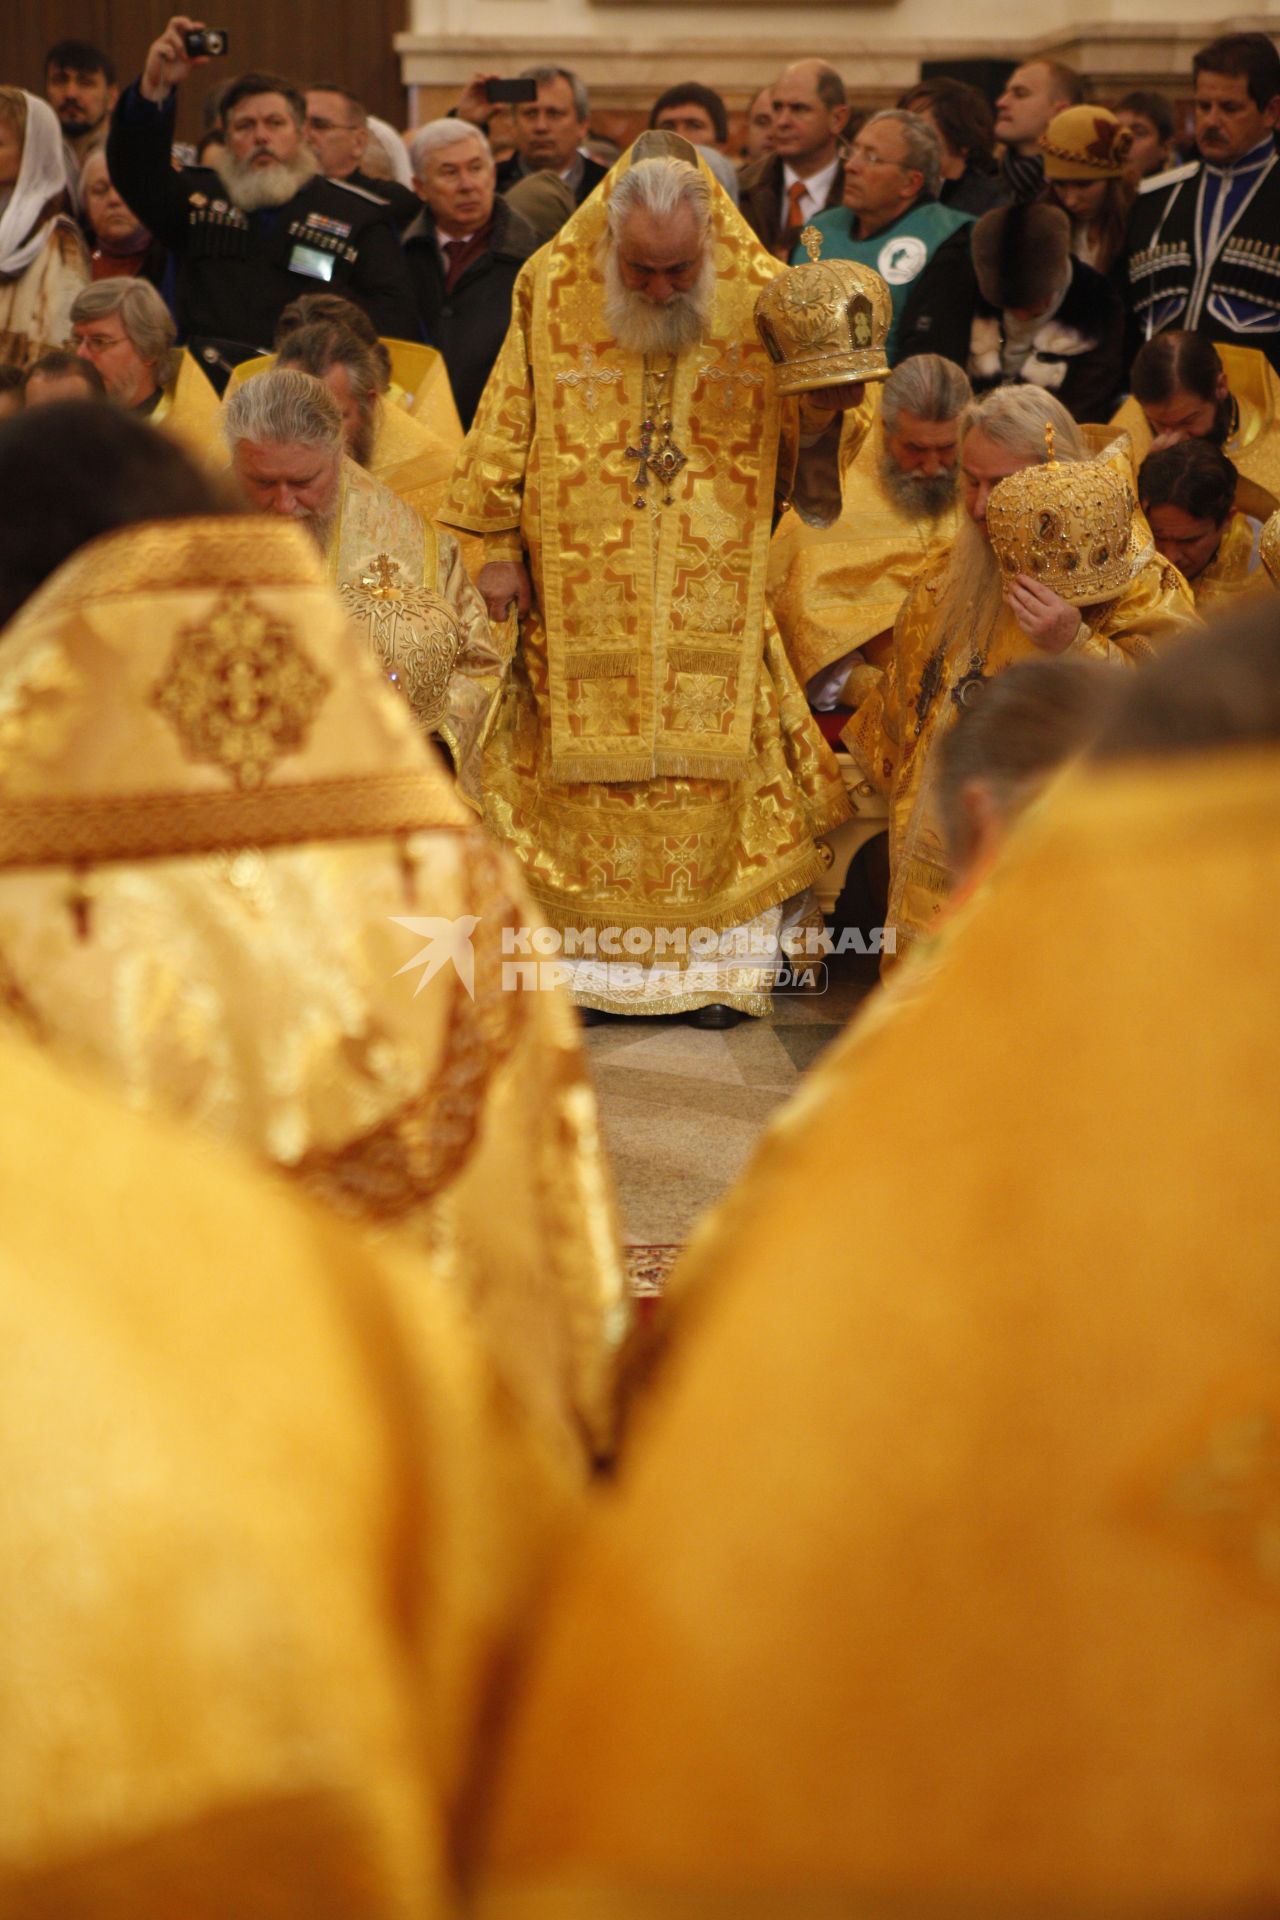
[1260,508,1280,589]
[985,424,1142,607]
[753,225,892,394]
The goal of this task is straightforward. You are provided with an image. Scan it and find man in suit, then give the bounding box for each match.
[455,66,607,216]
[738,60,851,259]
[403,120,539,427]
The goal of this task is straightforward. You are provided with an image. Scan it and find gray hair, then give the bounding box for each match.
[79,143,108,192]
[222,367,344,458]
[518,65,589,122]
[70,277,178,386]
[882,353,972,433]
[958,384,1085,464]
[864,108,943,200]
[407,117,493,179]
[606,155,712,242]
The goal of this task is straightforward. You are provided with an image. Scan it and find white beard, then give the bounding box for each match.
[217,146,318,212]
[934,514,1007,655]
[601,244,716,358]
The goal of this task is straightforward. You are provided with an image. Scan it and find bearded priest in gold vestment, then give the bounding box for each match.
[225,368,505,806]
[441,136,859,1023]
[845,386,1197,961]
[0,406,627,1468]
[769,354,969,712]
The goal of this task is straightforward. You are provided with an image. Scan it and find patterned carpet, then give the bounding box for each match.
[590,953,874,1295]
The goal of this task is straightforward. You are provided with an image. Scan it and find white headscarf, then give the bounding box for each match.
[0,94,71,279]
[365,114,414,189]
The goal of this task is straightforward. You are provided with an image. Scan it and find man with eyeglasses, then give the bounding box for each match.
[800,110,974,363]
[304,85,422,231]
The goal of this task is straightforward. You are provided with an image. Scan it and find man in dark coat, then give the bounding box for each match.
[452,66,607,218]
[738,59,851,259]
[303,85,422,232]
[897,201,1125,424]
[404,121,539,429]
[108,20,418,355]
[1124,33,1280,373]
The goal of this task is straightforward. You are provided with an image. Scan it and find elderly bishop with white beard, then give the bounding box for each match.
[107,14,418,361]
[443,136,868,1025]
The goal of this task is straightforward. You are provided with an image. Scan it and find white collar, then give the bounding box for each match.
[1203,135,1278,179]
[782,154,841,207]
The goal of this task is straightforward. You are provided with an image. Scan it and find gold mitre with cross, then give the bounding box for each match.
[753,225,892,394]
[1261,508,1280,588]
[986,425,1148,607]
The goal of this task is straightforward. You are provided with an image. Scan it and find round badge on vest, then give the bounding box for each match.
[877,235,928,285]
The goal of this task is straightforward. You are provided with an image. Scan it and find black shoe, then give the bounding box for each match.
[687,1003,745,1030]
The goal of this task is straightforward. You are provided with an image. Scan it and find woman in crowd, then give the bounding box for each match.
[0,88,88,367]
[1039,103,1137,287]
[80,146,166,286]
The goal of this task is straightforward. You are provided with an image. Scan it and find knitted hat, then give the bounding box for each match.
[971,202,1071,311]
[1039,105,1134,180]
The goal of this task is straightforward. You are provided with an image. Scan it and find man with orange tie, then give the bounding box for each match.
[738,60,852,259]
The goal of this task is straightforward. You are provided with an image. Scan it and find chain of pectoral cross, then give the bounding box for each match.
[625,355,687,510]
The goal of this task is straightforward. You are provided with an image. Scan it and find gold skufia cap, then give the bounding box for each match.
[986,425,1145,607]
[1261,509,1280,588]
[754,225,892,394]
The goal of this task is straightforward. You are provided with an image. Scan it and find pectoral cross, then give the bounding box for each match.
[555,343,623,414]
[625,424,688,509]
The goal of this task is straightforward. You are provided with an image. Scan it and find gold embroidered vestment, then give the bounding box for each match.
[441,146,849,945]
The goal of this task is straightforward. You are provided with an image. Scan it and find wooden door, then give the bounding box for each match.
[1,0,410,140]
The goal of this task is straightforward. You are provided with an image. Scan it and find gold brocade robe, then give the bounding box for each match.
[1192,509,1264,615]
[440,145,849,983]
[0,1026,576,1917]
[330,458,505,805]
[768,389,958,697]
[0,516,627,1466]
[469,747,1280,1920]
[844,549,1197,956]
[1110,343,1280,522]
[150,348,223,462]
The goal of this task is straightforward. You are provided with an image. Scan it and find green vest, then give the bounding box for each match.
[796,201,974,360]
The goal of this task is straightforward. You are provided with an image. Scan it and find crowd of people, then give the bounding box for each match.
[0,12,1278,1916]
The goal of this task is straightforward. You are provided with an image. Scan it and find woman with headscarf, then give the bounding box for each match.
[0,87,89,367]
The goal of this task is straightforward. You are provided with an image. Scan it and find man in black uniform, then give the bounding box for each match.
[304,85,422,232]
[107,13,419,357]
[1125,33,1280,372]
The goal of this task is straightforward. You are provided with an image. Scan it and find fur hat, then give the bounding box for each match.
[971,202,1071,311]
[1039,105,1134,180]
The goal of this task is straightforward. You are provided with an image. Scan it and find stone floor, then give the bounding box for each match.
[583,952,875,1247]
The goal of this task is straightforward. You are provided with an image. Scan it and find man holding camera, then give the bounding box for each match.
[107,15,418,358]
[456,67,608,209]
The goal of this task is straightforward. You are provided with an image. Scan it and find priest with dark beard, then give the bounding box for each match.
[107,14,418,359]
[770,352,971,714]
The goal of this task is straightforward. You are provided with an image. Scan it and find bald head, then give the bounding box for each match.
[771,59,850,174]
